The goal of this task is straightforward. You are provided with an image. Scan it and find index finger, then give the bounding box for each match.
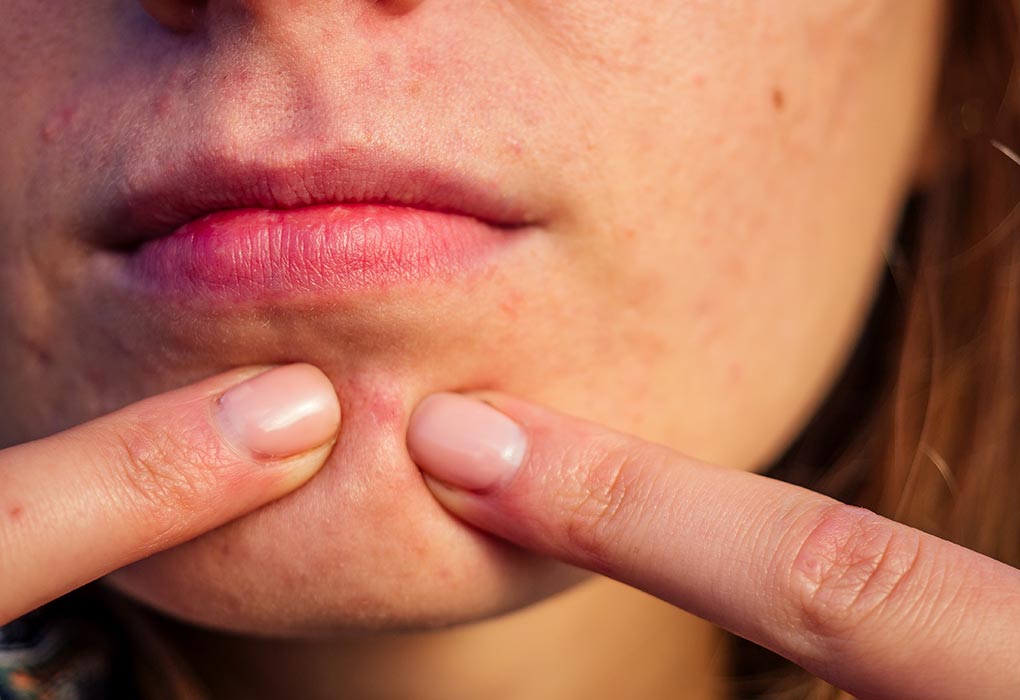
[407,392,1020,700]
[0,364,340,624]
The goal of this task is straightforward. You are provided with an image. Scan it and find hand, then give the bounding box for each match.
[407,392,1020,700]
[0,364,340,626]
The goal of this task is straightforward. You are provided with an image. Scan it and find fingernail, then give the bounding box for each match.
[407,393,528,491]
[215,364,341,459]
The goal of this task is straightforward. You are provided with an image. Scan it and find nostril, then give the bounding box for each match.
[139,0,206,33]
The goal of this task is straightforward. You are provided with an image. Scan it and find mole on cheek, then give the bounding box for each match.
[771,86,786,112]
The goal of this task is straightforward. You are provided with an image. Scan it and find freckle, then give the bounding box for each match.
[771,87,785,112]
[691,72,705,88]
[620,227,636,241]
[405,78,424,98]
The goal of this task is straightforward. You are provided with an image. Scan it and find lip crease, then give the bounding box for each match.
[97,151,539,303]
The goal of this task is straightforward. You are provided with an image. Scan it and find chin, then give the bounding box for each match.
[102,371,584,638]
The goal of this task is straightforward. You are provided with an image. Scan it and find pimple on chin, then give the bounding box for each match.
[338,375,407,432]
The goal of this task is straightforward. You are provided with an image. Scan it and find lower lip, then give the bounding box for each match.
[111,204,518,302]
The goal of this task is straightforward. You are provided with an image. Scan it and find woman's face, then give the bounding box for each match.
[0,1,943,635]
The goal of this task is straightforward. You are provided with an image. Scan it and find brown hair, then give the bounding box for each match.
[734,0,1020,696]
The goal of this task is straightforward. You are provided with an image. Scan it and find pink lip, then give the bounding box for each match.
[116,203,517,302]
[95,149,539,303]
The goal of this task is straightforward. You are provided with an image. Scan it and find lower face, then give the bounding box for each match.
[0,0,943,635]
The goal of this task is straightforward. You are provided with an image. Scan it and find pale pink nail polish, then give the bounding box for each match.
[407,393,528,491]
[215,364,341,459]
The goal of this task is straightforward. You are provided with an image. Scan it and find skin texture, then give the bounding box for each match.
[0,0,944,679]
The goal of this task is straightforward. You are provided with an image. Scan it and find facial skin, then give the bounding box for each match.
[0,1,943,637]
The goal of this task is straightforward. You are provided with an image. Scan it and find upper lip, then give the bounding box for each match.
[97,148,539,250]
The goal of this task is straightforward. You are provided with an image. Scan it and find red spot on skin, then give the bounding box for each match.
[346,381,404,430]
[620,227,637,241]
[40,102,80,144]
[503,136,523,157]
[369,395,403,429]
[7,505,23,521]
[691,72,705,88]
[40,122,57,144]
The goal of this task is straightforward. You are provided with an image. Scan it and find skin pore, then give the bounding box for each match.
[0,1,944,698]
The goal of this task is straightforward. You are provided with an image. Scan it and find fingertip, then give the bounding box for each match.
[407,392,528,493]
[215,363,341,461]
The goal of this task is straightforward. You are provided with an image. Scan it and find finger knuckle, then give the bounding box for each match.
[788,503,924,648]
[560,438,660,572]
[97,416,226,527]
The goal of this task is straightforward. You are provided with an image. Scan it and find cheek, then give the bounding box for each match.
[534,1,936,470]
[0,3,103,135]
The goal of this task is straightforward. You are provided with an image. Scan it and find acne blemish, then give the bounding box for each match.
[40,102,80,144]
[7,505,23,521]
[503,135,523,157]
[351,381,404,430]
